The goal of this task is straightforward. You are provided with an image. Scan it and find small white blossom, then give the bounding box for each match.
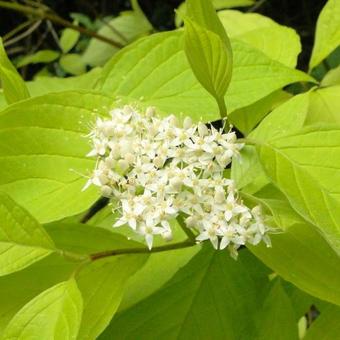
[84,105,271,256]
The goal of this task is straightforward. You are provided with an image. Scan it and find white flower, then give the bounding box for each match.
[84,105,270,254]
[218,225,237,250]
[196,225,219,249]
[139,224,163,250]
[114,199,144,230]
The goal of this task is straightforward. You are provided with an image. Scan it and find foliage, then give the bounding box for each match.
[0,0,340,338]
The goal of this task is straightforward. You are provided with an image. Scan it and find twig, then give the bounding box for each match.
[3,19,33,41]
[80,197,110,223]
[46,19,61,48]
[90,239,196,262]
[248,0,268,12]
[99,17,128,44]
[6,46,26,55]
[4,20,42,47]
[0,0,124,48]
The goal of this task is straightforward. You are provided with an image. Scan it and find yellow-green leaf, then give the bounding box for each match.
[309,0,340,69]
[2,279,83,340]
[0,38,29,104]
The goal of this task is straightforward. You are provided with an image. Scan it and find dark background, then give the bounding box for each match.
[0,0,327,71]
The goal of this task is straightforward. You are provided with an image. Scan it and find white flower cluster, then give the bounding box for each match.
[84,106,271,256]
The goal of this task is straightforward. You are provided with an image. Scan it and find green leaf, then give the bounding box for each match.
[232,94,310,194]
[0,91,114,223]
[310,0,340,69]
[29,67,101,95]
[99,31,313,122]
[231,145,269,193]
[0,193,55,276]
[17,50,60,68]
[82,7,152,67]
[306,86,340,124]
[258,125,340,254]
[0,68,101,111]
[0,222,142,334]
[213,0,255,8]
[60,28,80,54]
[219,10,301,67]
[321,65,340,86]
[45,222,144,254]
[254,279,298,340]
[229,90,291,135]
[184,18,232,114]
[304,304,340,340]
[250,92,310,142]
[76,255,148,340]
[99,247,270,340]
[60,53,87,75]
[0,254,77,336]
[248,186,340,306]
[186,0,231,44]
[0,38,30,104]
[2,278,83,340]
[185,0,233,113]
[175,1,255,28]
[119,246,200,311]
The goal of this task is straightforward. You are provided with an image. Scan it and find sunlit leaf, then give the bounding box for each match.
[248,185,340,306]
[99,31,313,122]
[0,38,29,104]
[17,50,60,68]
[309,0,340,69]
[0,193,55,276]
[60,28,80,54]
[0,91,115,222]
[219,10,301,67]
[2,278,83,340]
[258,126,340,254]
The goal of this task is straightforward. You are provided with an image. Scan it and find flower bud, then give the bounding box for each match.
[183,116,192,129]
[161,229,173,241]
[146,106,155,117]
[198,122,208,137]
[118,159,129,172]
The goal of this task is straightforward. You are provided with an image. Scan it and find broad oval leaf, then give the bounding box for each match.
[99,247,270,340]
[306,86,340,124]
[321,65,340,86]
[257,126,340,254]
[0,91,115,222]
[82,4,152,67]
[229,90,291,135]
[76,255,148,340]
[60,28,80,54]
[0,193,55,276]
[219,10,301,67]
[0,223,138,334]
[17,50,60,68]
[254,279,298,340]
[184,18,232,112]
[99,31,313,122]
[60,53,87,75]
[186,0,231,44]
[175,0,255,27]
[2,278,83,340]
[250,92,310,142]
[248,186,340,306]
[0,38,30,104]
[0,255,76,335]
[309,0,340,69]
